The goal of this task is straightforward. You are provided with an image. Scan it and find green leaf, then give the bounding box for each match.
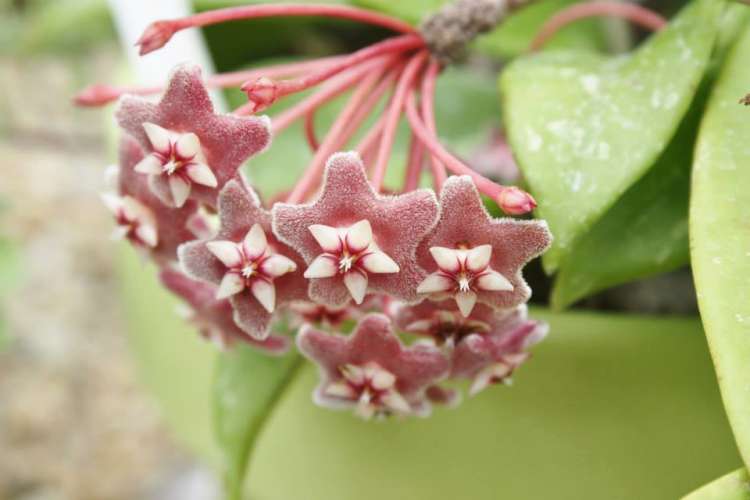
[213,346,302,500]
[683,469,750,500]
[501,0,723,272]
[550,107,694,308]
[690,23,750,469]
[117,247,221,466]
[549,7,750,308]
[245,310,740,500]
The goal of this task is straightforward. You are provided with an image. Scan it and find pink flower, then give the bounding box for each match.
[297,313,449,419]
[179,179,307,340]
[288,301,354,329]
[425,385,460,407]
[451,305,548,395]
[105,138,200,264]
[273,152,439,306]
[101,193,157,249]
[394,298,501,346]
[416,175,551,316]
[116,64,271,208]
[160,267,289,354]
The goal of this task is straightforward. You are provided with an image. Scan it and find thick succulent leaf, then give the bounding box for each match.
[682,469,750,500]
[214,345,301,500]
[690,24,750,469]
[117,247,221,466]
[549,76,715,308]
[501,0,723,272]
[245,311,740,500]
[550,119,692,309]
[550,8,750,308]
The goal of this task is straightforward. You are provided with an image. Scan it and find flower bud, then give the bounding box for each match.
[240,76,279,113]
[496,186,536,215]
[73,84,121,107]
[136,21,177,56]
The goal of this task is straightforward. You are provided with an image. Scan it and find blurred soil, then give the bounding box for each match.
[0,50,218,500]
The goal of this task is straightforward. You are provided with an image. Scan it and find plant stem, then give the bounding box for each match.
[403,131,426,192]
[371,51,428,191]
[266,55,391,127]
[419,60,446,190]
[243,34,423,105]
[286,63,390,203]
[529,1,666,51]
[173,3,417,35]
[404,92,518,202]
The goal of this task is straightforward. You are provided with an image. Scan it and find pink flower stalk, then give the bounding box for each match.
[160,267,290,354]
[117,64,271,209]
[416,176,551,315]
[273,152,439,306]
[297,313,449,418]
[80,0,566,418]
[135,4,416,56]
[529,1,666,51]
[179,180,308,340]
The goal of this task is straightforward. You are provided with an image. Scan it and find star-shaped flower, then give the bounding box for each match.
[105,138,200,264]
[101,193,157,249]
[273,152,439,307]
[289,301,354,329]
[451,305,548,395]
[416,175,551,316]
[160,267,289,354]
[179,179,307,339]
[394,299,504,347]
[297,313,450,419]
[116,63,271,209]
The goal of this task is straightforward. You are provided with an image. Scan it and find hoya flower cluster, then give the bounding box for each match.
[82,2,552,419]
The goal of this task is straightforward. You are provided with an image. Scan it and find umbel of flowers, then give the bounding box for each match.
[80,1,554,419]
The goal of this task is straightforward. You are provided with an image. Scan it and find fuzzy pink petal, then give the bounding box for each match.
[297,314,449,415]
[179,179,308,307]
[417,175,551,309]
[117,138,198,264]
[159,267,289,354]
[116,63,271,209]
[273,152,439,306]
[230,290,273,340]
[450,306,547,381]
[394,299,498,343]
